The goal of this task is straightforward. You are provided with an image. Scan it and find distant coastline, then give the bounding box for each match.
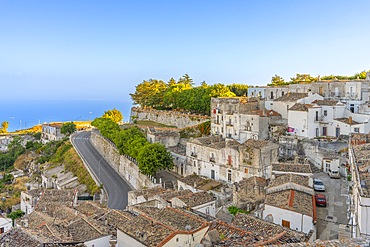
[0,99,133,132]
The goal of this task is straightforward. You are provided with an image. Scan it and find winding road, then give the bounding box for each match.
[71,131,131,209]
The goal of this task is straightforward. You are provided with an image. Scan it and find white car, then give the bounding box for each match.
[313,178,325,191]
[328,169,340,179]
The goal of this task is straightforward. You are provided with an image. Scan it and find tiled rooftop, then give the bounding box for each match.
[0,227,42,247]
[249,109,281,117]
[159,189,193,201]
[179,174,221,190]
[274,93,308,102]
[272,163,312,174]
[174,191,215,207]
[288,103,311,112]
[335,117,360,125]
[133,206,208,231]
[243,139,270,149]
[265,190,314,217]
[232,213,306,245]
[312,100,340,106]
[234,176,267,204]
[119,206,209,247]
[129,187,167,200]
[269,174,310,188]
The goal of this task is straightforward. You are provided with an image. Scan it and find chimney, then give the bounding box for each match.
[349,116,353,125]
[109,236,117,247]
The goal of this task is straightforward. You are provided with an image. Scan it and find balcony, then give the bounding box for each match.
[191,152,197,157]
[213,120,220,125]
[209,157,216,163]
[226,111,234,115]
[226,122,233,127]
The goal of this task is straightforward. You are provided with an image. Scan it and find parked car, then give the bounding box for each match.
[328,169,340,179]
[315,194,327,207]
[313,178,325,191]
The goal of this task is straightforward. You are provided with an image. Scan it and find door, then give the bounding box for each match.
[336,127,340,138]
[282,220,290,228]
[211,170,215,179]
[323,127,327,136]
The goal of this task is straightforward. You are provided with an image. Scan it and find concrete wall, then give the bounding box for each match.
[358,195,370,236]
[90,132,155,190]
[84,235,111,247]
[131,107,209,128]
[117,229,146,247]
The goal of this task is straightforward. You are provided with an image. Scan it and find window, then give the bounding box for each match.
[354,128,360,133]
[245,168,248,174]
[315,111,319,121]
[228,155,232,166]
[323,110,327,116]
[282,220,290,228]
[282,91,285,96]
[227,170,232,183]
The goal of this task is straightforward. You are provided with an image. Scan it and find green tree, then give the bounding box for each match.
[136,143,174,176]
[130,79,168,108]
[61,122,77,135]
[269,74,286,86]
[290,74,317,84]
[102,108,123,123]
[227,84,249,96]
[7,209,25,226]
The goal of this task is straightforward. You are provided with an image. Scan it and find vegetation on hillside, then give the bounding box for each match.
[92,117,173,176]
[40,139,100,194]
[179,121,211,138]
[130,74,248,115]
[0,137,26,172]
[102,108,123,123]
[268,69,370,86]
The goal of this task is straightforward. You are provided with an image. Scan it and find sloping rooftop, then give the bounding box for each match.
[174,191,215,207]
[179,174,222,191]
[120,206,209,247]
[274,93,308,102]
[312,100,340,106]
[129,187,167,200]
[272,163,312,174]
[269,174,310,188]
[0,227,42,247]
[249,109,281,117]
[288,103,311,112]
[335,117,361,125]
[243,139,271,149]
[232,213,306,245]
[265,190,314,217]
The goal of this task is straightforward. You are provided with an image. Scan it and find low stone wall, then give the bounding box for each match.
[130,107,210,128]
[90,131,156,190]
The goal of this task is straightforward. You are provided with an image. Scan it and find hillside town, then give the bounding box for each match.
[1,74,370,246]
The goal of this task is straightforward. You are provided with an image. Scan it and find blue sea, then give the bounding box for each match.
[0,100,133,132]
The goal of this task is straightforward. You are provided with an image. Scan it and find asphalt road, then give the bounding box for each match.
[71,131,131,209]
[315,172,349,240]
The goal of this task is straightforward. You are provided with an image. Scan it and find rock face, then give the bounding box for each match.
[90,131,155,189]
[130,107,210,128]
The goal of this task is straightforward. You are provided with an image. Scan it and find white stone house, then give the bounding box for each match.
[262,174,316,236]
[0,216,12,234]
[170,191,217,217]
[41,123,65,143]
[210,97,281,142]
[186,136,279,182]
[271,92,324,119]
[20,189,43,215]
[288,100,370,139]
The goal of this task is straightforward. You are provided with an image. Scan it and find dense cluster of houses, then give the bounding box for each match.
[2,74,370,246]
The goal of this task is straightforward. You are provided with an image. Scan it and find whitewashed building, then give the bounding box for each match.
[186,136,279,182]
[262,174,316,236]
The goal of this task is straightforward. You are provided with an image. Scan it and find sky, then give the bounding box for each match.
[1,0,370,101]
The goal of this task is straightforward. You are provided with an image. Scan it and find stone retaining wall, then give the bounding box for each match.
[130,107,210,128]
[90,131,156,190]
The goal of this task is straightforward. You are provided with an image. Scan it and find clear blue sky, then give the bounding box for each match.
[1,0,369,101]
